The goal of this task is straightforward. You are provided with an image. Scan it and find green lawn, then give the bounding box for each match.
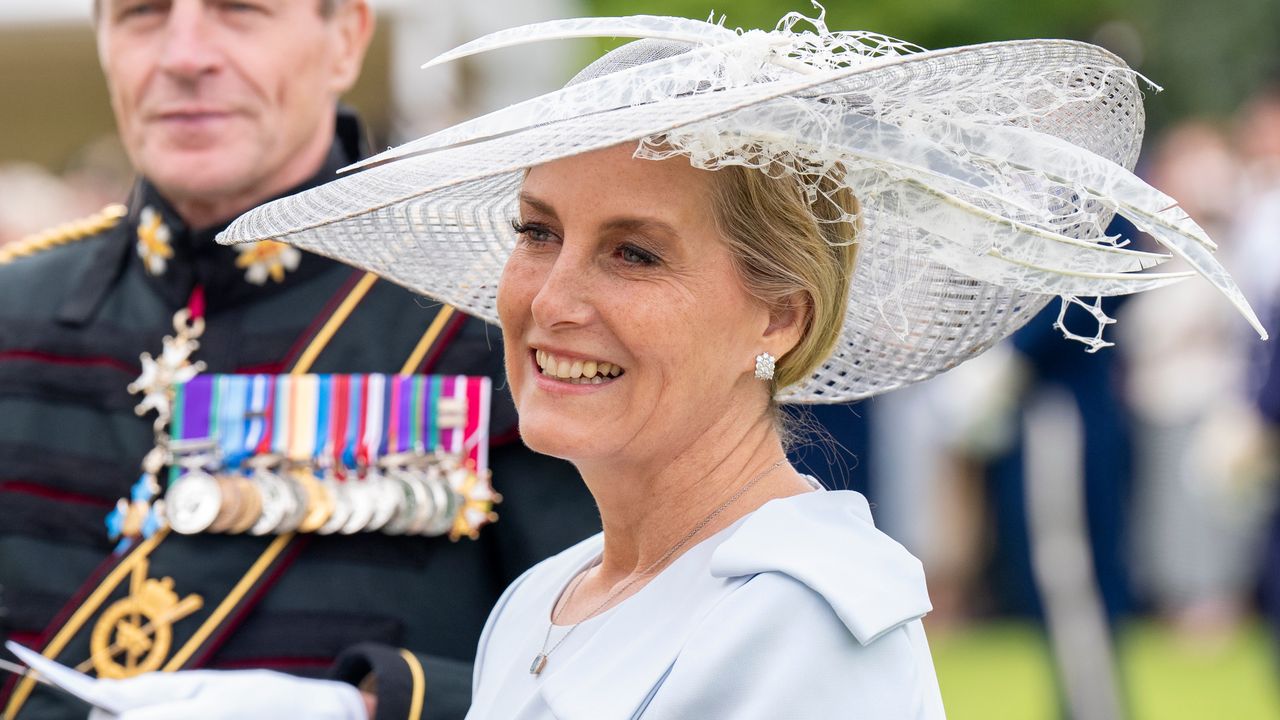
[930,620,1280,719]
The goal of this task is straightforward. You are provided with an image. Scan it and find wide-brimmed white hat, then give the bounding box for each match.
[219,9,1265,403]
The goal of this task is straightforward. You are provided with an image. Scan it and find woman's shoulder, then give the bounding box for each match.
[711,489,932,645]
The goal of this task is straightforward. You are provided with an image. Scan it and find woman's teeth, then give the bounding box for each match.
[535,350,624,384]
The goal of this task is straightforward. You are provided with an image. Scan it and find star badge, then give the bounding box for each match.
[136,206,173,276]
[234,240,302,285]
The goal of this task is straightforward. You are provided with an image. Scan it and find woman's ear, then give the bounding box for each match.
[763,291,810,358]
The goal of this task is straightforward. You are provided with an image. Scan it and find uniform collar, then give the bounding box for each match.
[60,110,366,324]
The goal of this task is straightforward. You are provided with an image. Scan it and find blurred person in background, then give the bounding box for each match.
[1232,80,1280,340]
[61,136,135,221]
[0,163,83,247]
[1237,78,1280,657]
[0,1,594,718]
[1119,121,1270,642]
[983,292,1135,621]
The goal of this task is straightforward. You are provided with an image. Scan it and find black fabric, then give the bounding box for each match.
[333,643,472,720]
[0,110,601,719]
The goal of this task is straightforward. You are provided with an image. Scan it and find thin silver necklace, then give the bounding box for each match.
[529,458,788,676]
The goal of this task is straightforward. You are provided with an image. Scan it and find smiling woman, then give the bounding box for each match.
[218,8,1263,719]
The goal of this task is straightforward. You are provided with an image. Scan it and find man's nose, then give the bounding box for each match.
[157,0,222,82]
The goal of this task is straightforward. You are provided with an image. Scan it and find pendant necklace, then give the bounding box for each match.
[529,457,787,676]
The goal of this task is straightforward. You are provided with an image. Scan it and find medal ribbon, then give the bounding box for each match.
[315,374,332,471]
[439,376,457,455]
[361,374,385,468]
[181,375,214,442]
[386,375,402,457]
[290,375,318,464]
[244,375,273,460]
[466,376,491,475]
[217,375,250,472]
[270,374,291,459]
[343,371,363,468]
[166,375,216,486]
[426,376,440,454]
[377,375,392,459]
[396,375,414,455]
[410,376,425,454]
[331,375,351,477]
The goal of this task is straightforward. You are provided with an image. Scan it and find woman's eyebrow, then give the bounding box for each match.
[518,192,678,239]
[517,193,558,220]
[600,217,678,240]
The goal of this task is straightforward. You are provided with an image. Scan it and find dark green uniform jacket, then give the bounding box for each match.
[0,112,599,720]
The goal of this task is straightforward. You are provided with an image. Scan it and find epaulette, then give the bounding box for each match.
[0,203,128,265]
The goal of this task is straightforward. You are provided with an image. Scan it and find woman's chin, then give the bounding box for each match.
[516,415,612,464]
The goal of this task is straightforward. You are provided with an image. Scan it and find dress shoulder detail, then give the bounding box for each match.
[710,490,932,645]
[0,203,127,265]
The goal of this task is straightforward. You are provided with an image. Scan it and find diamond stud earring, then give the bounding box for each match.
[754,352,776,381]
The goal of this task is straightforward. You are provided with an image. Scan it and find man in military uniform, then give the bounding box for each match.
[0,1,596,717]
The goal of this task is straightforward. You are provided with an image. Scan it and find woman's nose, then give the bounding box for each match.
[529,247,595,329]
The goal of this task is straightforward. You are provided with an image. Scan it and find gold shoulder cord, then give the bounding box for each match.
[0,204,128,265]
[4,271,458,719]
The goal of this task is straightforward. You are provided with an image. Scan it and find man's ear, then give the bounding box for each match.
[328,0,375,96]
[763,291,809,359]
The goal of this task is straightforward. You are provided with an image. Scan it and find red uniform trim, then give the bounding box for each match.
[0,350,137,374]
[0,481,114,507]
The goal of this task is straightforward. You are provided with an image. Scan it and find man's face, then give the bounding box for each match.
[97,0,370,226]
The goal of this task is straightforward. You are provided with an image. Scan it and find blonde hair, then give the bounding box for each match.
[707,162,859,392]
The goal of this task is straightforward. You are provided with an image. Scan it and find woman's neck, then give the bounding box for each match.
[575,414,811,585]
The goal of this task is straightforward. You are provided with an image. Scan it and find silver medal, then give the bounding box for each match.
[249,470,293,536]
[365,470,400,532]
[317,471,353,535]
[381,468,423,535]
[164,470,221,535]
[339,476,376,535]
[275,472,311,533]
[421,465,460,537]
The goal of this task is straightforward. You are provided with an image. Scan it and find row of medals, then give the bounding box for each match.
[163,454,463,537]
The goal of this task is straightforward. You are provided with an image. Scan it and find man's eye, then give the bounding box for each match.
[220,1,266,13]
[117,1,165,19]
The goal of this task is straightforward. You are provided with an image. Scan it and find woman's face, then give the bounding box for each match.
[498,144,778,466]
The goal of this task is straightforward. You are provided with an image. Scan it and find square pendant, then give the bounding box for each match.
[529,653,548,675]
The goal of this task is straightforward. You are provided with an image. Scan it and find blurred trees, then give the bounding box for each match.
[585,0,1280,133]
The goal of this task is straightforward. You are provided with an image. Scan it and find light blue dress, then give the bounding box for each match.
[465,490,946,719]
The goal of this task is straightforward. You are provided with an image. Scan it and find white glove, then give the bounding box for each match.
[84,669,368,720]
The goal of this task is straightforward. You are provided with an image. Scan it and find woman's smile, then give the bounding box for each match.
[532,348,626,385]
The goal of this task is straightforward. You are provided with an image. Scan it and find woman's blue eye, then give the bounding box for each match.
[619,245,658,265]
[511,220,554,243]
